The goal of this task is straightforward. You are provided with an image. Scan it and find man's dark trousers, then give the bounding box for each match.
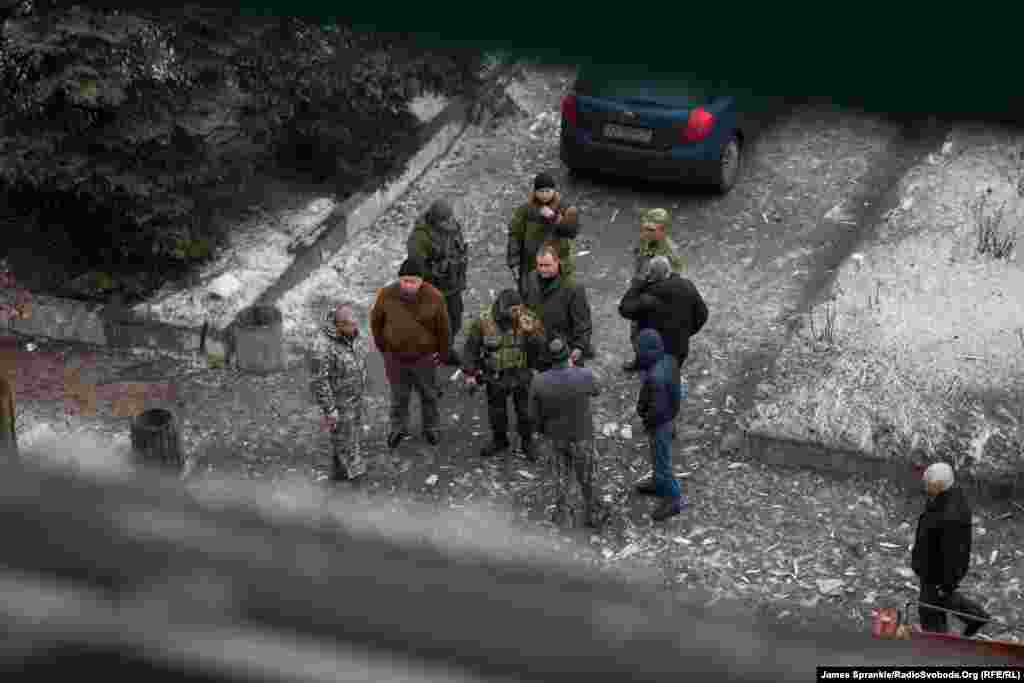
[918,583,989,635]
[445,291,464,341]
[386,355,440,434]
[485,381,532,444]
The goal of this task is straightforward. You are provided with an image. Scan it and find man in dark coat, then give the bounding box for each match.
[522,245,592,371]
[911,462,991,636]
[635,329,686,522]
[618,255,708,369]
[623,208,685,372]
[528,337,604,528]
[406,199,469,365]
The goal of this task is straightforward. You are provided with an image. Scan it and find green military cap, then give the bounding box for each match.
[641,208,671,225]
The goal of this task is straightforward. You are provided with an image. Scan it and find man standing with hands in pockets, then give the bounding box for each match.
[370,257,451,449]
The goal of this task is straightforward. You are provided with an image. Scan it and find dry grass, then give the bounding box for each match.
[748,126,1024,474]
[966,188,1017,260]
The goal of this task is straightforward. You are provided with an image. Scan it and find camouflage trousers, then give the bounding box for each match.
[544,437,602,528]
[326,408,366,479]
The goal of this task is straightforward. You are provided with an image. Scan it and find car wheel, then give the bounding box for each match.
[711,135,741,194]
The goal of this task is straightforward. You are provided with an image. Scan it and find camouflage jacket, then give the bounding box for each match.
[309,319,369,417]
[406,217,468,295]
[462,305,546,387]
[632,236,684,278]
[507,191,580,283]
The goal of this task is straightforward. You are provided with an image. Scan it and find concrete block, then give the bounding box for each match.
[744,429,1023,502]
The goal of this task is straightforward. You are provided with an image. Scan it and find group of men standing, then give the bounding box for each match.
[310,171,712,526]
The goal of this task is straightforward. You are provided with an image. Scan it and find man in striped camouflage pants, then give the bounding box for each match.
[310,302,369,482]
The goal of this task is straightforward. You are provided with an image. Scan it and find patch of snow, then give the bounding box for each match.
[134,196,338,330]
[207,272,242,300]
[408,92,449,123]
[18,421,134,476]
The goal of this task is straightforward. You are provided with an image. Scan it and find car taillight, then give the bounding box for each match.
[679,106,714,143]
[561,95,577,127]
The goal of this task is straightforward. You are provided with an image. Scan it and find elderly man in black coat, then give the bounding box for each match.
[618,255,708,370]
[911,462,991,636]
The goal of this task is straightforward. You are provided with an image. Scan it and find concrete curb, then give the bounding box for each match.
[739,429,1024,502]
[245,59,526,315]
[1,291,231,358]
[1,58,525,366]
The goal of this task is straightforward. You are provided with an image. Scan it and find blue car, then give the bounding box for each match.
[559,67,767,194]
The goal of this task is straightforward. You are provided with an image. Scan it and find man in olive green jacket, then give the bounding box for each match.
[624,208,685,372]
[407,199,468,365]
[507,172,580,297]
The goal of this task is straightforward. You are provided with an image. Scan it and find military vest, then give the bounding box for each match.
[478,311,529,375]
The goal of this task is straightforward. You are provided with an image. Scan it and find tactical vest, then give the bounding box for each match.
[478,311,529,376]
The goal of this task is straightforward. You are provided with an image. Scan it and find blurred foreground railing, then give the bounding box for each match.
[0,447,1017,682]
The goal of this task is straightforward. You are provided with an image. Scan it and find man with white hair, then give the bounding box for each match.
[910,462,991,636]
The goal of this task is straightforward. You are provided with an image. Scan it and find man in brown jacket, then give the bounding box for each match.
[371,257,451,449]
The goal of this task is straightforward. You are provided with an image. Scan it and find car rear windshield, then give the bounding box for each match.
[573,68,711,104]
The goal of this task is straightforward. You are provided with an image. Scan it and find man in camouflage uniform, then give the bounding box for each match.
[407,199,469,365]
[623,208,685,372]
[310,302,369,482]
[507,172,580,297]
[462,289,546,459]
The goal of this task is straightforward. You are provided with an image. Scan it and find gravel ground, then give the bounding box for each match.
[9,65,1024,642]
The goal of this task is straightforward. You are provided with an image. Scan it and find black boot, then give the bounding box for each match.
[387,429,409,449]
[481,433,511,457]
[651,495,686,522]
[634,478,658,495]
[330,457,349,482]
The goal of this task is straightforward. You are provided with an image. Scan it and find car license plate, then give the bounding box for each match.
[603,123,652,144]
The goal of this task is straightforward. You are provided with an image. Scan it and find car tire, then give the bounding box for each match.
[711,135,741,194]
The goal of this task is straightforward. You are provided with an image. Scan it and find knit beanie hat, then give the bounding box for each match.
[534,172,556,191]
[548,337,571,363]
[426,199,454,225]
[399,258,425,278]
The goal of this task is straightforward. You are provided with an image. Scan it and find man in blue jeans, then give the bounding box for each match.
[634,329,686,521]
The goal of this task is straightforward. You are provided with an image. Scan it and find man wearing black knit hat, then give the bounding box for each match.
[406,198,468,366]
[370,257,451,448]
[507,172,580,297]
